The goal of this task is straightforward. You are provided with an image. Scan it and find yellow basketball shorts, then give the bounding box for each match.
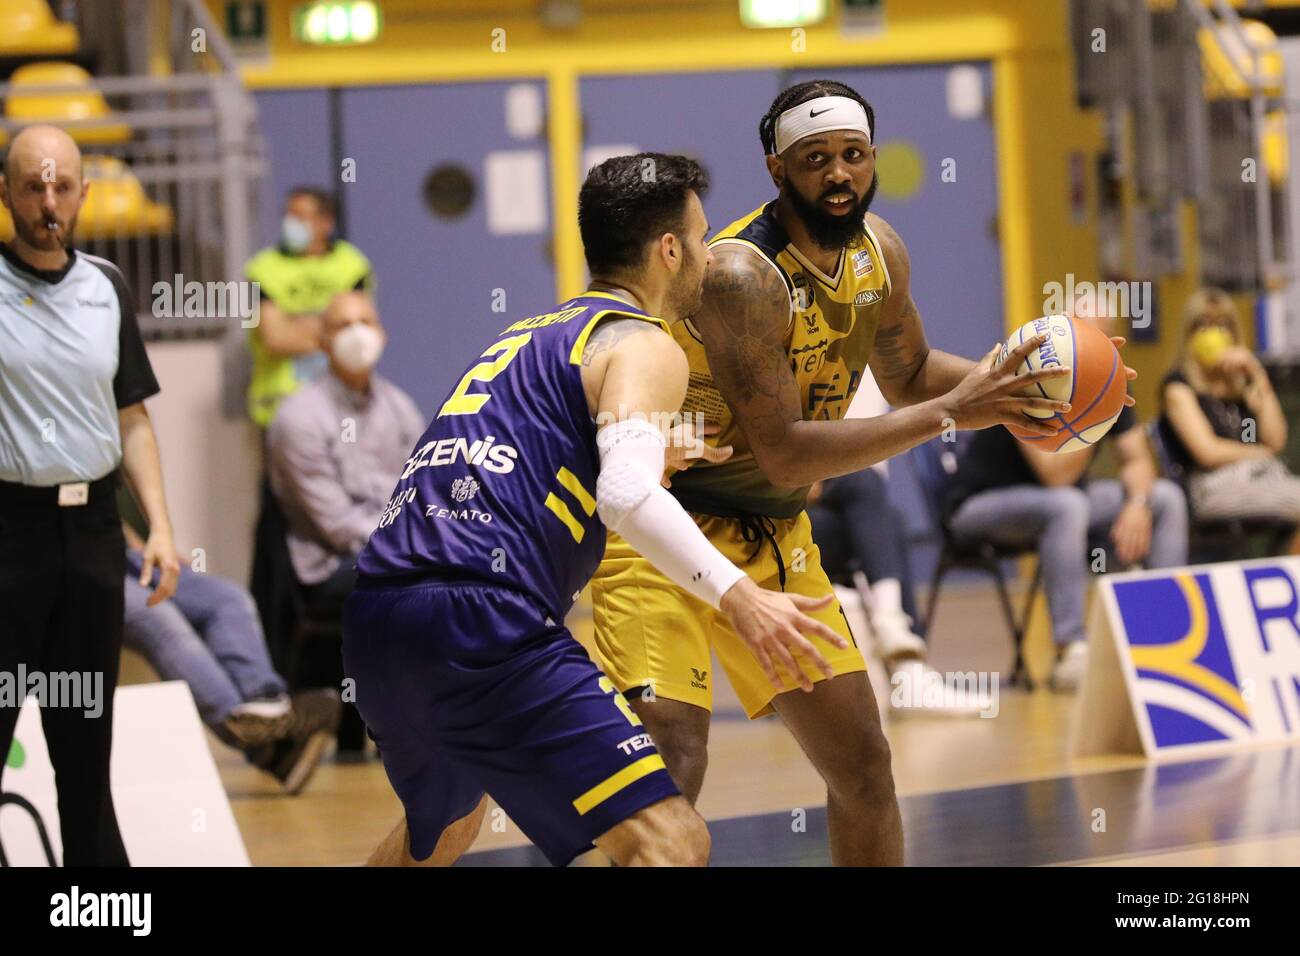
[589,510,866,719]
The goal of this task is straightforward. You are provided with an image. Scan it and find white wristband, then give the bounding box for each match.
[595,419,747,609]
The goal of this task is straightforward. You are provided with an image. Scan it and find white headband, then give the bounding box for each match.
[772,95,872,156]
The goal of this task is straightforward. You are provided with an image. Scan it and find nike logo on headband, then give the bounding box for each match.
[809,107,833,117]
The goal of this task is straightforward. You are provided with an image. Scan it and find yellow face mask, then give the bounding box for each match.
[1190,326,1233,368]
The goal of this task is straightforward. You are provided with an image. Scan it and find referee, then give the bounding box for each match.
[0,126,180,866]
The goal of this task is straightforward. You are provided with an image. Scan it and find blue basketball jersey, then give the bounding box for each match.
[355,292,670,618]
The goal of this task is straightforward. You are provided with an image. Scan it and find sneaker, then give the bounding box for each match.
[887,658,988,716]
[230,694,291,721]
[222,694,292,747]
[1051,641,1088,693]
[868,606,928,662]
[252,689,342,794]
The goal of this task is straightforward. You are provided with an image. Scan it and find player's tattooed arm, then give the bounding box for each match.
[867,214,976,406]
[580,316,682,420]
[581,316,657,366]
[694,243,807,472]
[696,240,1061,487]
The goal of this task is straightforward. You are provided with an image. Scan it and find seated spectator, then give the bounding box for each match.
[245,186,375,428]
[267,291,424,755]
[122,523,340,794]
[247,188,374,680]
[943,301,1188,692]
[1160,287,1300,529]
[808,470,983,715]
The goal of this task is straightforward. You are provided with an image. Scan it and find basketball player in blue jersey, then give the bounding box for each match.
[589,81,1140,865]
[342,154,844,867]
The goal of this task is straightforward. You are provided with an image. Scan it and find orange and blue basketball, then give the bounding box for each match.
[1001,314,1127,453]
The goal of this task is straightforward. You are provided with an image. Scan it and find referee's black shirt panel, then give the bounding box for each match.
[82,253,160,408]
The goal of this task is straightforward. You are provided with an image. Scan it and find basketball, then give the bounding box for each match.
[999,314,1127,453]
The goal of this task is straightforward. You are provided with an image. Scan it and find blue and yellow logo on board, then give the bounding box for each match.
[1112,573,1252,747]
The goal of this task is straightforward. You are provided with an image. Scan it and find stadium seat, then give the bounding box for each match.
[0,156,172,239]
[1266,109,1289,188]
[4,62,131,146]
[78,155,174,237]
[1200,19,1283,100]
[0,0,79,57]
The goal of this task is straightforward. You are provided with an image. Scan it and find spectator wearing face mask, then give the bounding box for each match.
[1160,287,1300,528]
[266,291,424,755]
[244,187,375,428]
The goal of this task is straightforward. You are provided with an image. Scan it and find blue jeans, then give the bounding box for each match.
[946,478,1188,646]
[123,550,287,727]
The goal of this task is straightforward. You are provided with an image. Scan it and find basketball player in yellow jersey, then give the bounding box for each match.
[589,80,1138,865]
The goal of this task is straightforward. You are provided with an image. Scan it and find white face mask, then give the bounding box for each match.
[331,322,384,374]
[281,215,313,253]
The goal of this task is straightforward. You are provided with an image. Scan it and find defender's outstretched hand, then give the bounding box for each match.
[662,419,732,487]
[719,577,848,693]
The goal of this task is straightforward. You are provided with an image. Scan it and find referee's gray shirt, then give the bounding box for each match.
[0,243,160,487]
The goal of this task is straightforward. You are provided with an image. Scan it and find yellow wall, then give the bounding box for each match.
[213,0,1198,409]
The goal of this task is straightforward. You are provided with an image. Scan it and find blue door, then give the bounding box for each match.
[337,80,555,415]
[580,70,781,232]
[252,89,336,248]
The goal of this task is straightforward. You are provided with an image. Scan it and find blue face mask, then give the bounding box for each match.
[281,215,313,253]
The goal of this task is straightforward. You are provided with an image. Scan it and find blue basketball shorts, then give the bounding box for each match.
[342,576,679,866]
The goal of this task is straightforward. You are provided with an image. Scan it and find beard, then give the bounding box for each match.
[784,172,878,252]
[667,246,704,322]
[14,207,76,251]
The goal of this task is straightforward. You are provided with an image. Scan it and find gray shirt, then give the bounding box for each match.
[267,372,424,585]
[0,245,159,486]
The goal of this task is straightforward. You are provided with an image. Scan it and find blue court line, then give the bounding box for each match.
[458,745,1300,866]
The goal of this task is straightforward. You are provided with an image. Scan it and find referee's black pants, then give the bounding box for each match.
[0,474,129,866]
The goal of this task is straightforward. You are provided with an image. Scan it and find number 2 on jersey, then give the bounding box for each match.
[438,332,533,417]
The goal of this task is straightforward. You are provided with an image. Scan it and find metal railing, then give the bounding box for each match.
[0,0,265,340]
[1194,0,1290,290]
[1072,0,1289,292]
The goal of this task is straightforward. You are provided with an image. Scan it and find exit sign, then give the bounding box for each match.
[739,0,828,29]
[225,1,266,42]
[293,2,383,45]
[842,0,884,36]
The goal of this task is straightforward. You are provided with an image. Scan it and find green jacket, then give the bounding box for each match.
[245,240,374,427]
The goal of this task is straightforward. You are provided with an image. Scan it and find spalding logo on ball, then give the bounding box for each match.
[999,314,1126,453]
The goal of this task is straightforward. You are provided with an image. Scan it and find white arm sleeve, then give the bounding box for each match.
[596,418,747,609]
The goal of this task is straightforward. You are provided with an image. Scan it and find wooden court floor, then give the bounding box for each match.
[126,582,1300,866]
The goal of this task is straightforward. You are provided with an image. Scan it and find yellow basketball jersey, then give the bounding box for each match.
[671,202,892,518]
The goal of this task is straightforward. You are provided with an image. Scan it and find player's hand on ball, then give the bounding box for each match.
[1109,335,1138,406]
[718,577,847,693]
[940,334,1073,436]
[662,420,732,488]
